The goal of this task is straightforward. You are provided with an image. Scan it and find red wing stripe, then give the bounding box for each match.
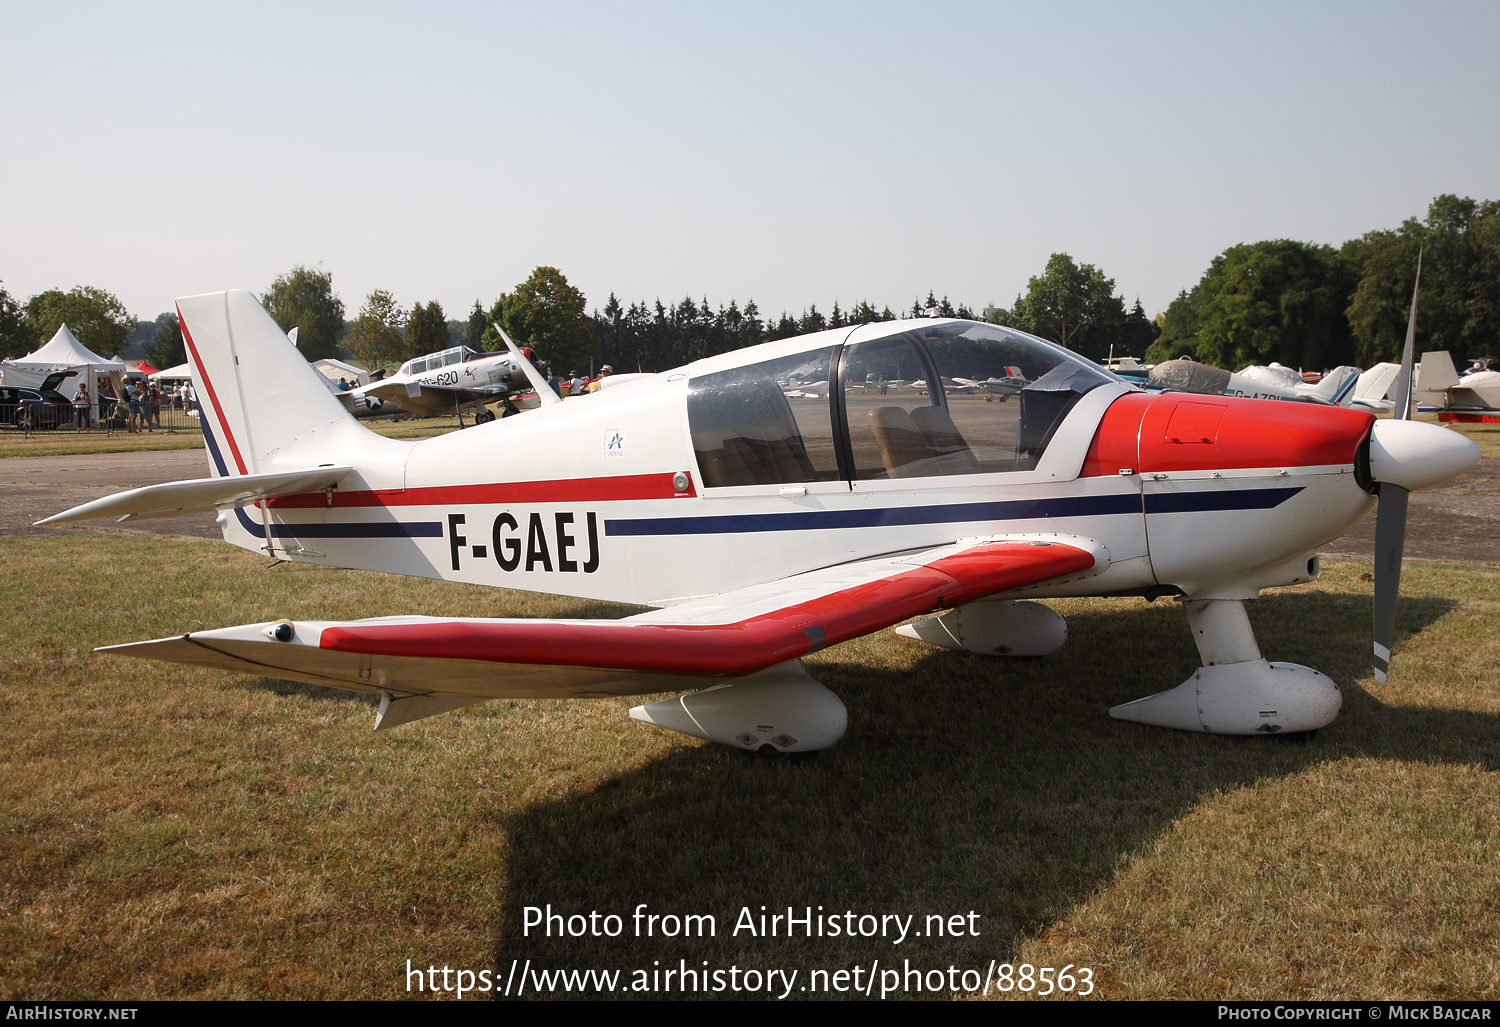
[319,542,1094,677]
[179,302,248,475]
[268,472,695,508]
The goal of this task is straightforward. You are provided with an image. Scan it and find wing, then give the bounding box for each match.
[349,380,495,416]
[35,466,353,525]
[98,534,1106,725]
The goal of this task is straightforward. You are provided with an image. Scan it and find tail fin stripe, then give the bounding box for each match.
[1333,372,1359,406]
[179,303,248,476]
[201,414,230,477]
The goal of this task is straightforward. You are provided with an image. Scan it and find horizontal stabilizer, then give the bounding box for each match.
[35,466,353,525]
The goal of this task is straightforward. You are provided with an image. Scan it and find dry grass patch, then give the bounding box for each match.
[1,541,1496,1000]
[0,431,206,459]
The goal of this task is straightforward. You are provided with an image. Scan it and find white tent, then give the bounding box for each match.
[17,323,115,366]
[2,323,132,422]
[149,361,194,380]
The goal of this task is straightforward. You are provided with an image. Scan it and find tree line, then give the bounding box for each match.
[1149,194,1499,369]
[3,193,1492,379]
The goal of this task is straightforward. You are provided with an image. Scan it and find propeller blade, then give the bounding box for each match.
[1390,248,1422,421]
[1372,481,1410,685]
[1372,248,1424,681]
[494,324,562,407]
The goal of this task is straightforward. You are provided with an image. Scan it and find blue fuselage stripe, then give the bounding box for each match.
[207,422,441,540]
[231,509,443,539]
[604,486,1302,537]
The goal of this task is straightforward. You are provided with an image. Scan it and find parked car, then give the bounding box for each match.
[0,371,79,430]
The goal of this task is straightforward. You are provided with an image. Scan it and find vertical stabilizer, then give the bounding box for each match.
[1416,350,1460,406]
[179,290,352,478]
[1304,366,1361,407]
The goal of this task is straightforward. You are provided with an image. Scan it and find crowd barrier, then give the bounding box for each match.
[0,398,205,438]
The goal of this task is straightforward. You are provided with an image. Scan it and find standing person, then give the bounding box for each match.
[125,379,143,433]
[147,382,162,430]
[587,365,614,393]
[72,383,90,430]
[98,378,116,429]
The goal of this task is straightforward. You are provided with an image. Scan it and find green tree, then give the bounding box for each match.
[1147,241,1357,370]
[1146,290,1200,363]
[344,290,408,368]
[23,285,137,356]
[1008,254,1126,360]
[406,301,449,359]
[496,267,594,371]
[464,300,488,349]
[1346,194,1500,365]
[1088,298,1161,360]
[261,265,345,361]
[143,313,185,369]
[0,282,29,360]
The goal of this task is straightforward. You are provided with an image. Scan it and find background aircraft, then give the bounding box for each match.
[1350,361,1401,412]
[1149,357,1361,406]
[40,289,1477,755]
[953,366,1030,397]
[338,344,547,421]
[1416,350,1500,422]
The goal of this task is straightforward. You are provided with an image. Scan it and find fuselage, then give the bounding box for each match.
[215,320,1378,608]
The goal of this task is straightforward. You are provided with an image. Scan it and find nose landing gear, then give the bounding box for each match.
[1109,598,1342,736]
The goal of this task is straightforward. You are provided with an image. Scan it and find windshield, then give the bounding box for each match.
[841,321,1115,478]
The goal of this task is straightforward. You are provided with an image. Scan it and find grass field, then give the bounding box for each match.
[2,537,1496,1000]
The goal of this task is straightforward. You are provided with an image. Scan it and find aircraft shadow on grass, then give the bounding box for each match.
[483,590,1492,988]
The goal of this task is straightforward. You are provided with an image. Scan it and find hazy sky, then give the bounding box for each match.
[4,1,1497,324]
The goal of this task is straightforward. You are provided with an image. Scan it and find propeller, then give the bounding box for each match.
[494,324,563,407]
[1372,249,1421,684]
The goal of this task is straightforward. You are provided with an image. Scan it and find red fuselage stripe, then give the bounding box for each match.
[318,542,1095,677]
[178,303,248,475]
[267,471,696,508]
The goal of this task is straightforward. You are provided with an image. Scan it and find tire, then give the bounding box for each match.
[16,408,32,432]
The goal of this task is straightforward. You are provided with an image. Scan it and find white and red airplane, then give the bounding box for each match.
[39,288,1477,753]
[338,343,548,421]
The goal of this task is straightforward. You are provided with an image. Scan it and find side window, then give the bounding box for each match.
[688,348,840,488]
[840,336,943,479]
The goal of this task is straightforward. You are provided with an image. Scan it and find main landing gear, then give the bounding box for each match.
[630,596,1341,755]
[630,662,848,757]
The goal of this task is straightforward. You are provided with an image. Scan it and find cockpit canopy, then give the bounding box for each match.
[399,346,484,377]
[688,320,1117,488]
